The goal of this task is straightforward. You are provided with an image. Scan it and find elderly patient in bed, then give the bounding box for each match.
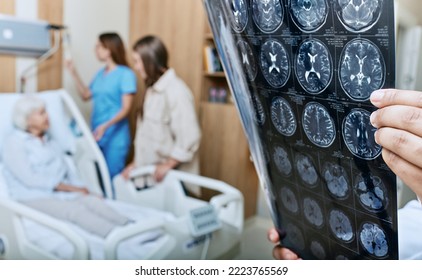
[1,95,131,238]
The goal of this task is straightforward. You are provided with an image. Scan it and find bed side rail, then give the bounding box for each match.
[104,219,175,260]
[0,199,89,259]
[128,166,244,232]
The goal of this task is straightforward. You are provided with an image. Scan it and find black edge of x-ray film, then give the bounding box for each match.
[203,0,397,259]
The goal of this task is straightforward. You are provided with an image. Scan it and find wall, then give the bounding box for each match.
[129,0,205,111]
[0,0,15,92]
[0,0,130,122]
[0,0,63,93]
[63,0,130,121]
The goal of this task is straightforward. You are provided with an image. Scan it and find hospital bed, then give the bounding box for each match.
[0,89,244,260]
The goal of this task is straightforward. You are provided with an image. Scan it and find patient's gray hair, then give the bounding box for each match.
[12,95,45,131]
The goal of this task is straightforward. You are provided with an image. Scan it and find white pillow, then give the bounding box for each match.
[38,90,76,154]
[0,90,76,161]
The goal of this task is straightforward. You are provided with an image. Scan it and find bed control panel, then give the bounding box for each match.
[189,205,221,237]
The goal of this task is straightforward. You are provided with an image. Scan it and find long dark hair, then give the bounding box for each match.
[132,35,169,87]
[99,32,129,66]
[133,35,169,118]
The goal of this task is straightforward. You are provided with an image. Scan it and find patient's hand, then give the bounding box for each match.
[268,228,302,260]
[56,183,89,195]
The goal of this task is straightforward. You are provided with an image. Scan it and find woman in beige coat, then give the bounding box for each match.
[121,35,201,190]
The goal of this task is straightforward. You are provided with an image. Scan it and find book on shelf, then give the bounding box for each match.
[203,45,223,73]
[208,86,228,103]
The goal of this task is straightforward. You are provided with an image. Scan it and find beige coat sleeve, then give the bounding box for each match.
[167,85,202,163]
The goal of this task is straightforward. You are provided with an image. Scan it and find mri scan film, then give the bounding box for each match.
[204,0,397,259]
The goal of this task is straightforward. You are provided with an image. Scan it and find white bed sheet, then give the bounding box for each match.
[21,199,175,259]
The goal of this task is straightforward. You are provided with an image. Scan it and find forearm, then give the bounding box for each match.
[55,183,88,194]
[102,95,133,128]
[70,70,91,100]
[163,157,180,169]
[102,109,129,129]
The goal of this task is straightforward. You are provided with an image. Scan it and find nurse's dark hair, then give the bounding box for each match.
[99,32,129,66]
[132,35,169,87]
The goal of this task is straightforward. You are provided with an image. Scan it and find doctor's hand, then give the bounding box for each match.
[268,228,301,260]
[93,124,108,141]
[370,89,422,200]
[65,59,76,75]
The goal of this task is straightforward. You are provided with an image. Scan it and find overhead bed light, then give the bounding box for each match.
[0,14,51,58]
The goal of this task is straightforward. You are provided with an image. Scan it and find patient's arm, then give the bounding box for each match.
[55,183,89,195]
[2,136,64,191]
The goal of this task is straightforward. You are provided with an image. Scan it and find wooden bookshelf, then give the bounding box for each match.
[200,21,259,219]
[204,71,226,78]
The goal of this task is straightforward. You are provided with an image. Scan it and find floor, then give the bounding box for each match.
[233,215,275,260]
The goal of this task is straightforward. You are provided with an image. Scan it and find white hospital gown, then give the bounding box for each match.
[1,130,83,202]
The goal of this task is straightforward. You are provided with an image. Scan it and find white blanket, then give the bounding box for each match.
[21,199,174,259]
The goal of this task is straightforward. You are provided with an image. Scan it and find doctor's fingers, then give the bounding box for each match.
[371,105,422,138]
[375,127,422,171]
[272,245,301,260]
[370,89,422,109]
[380,147,422,199]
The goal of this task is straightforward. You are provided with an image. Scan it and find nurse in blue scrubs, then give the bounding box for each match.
[66,32,137,182]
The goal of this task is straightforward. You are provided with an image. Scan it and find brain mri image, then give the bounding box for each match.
[271,96,297,136]
[322,162,350,199]
[237,39,258,81]
[354,173,388,212]
[285,223,306,251]
[295,39,333,94]
[303,197,324,228]
[260,39,291,88]
[228,0,248,32]
[252,0,284,33]
[204,0,397,260]
[289,0,329,32]
[359,222,389,258]
[335,255,349,260]
[342,108,382,160]
[251,93,266,126]
[295,153,318,187]
[273,145,293,177]
[336,0,383,33]
[302,102,336,148]
[280,187,299,214]
[310,239,327,259]
[339,38,385,101]
[329,209,354,242]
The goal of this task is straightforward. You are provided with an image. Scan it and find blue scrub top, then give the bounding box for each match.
[90,65,137,148]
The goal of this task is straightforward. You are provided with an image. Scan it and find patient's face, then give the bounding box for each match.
[132,52,147,80]
[27,107,50,134]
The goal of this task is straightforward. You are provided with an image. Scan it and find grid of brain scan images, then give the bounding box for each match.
[204,0,398,259]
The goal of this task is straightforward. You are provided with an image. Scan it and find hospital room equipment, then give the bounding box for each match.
[0,89,244,260]
[0,14,68,92]
[0,14,50,57]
